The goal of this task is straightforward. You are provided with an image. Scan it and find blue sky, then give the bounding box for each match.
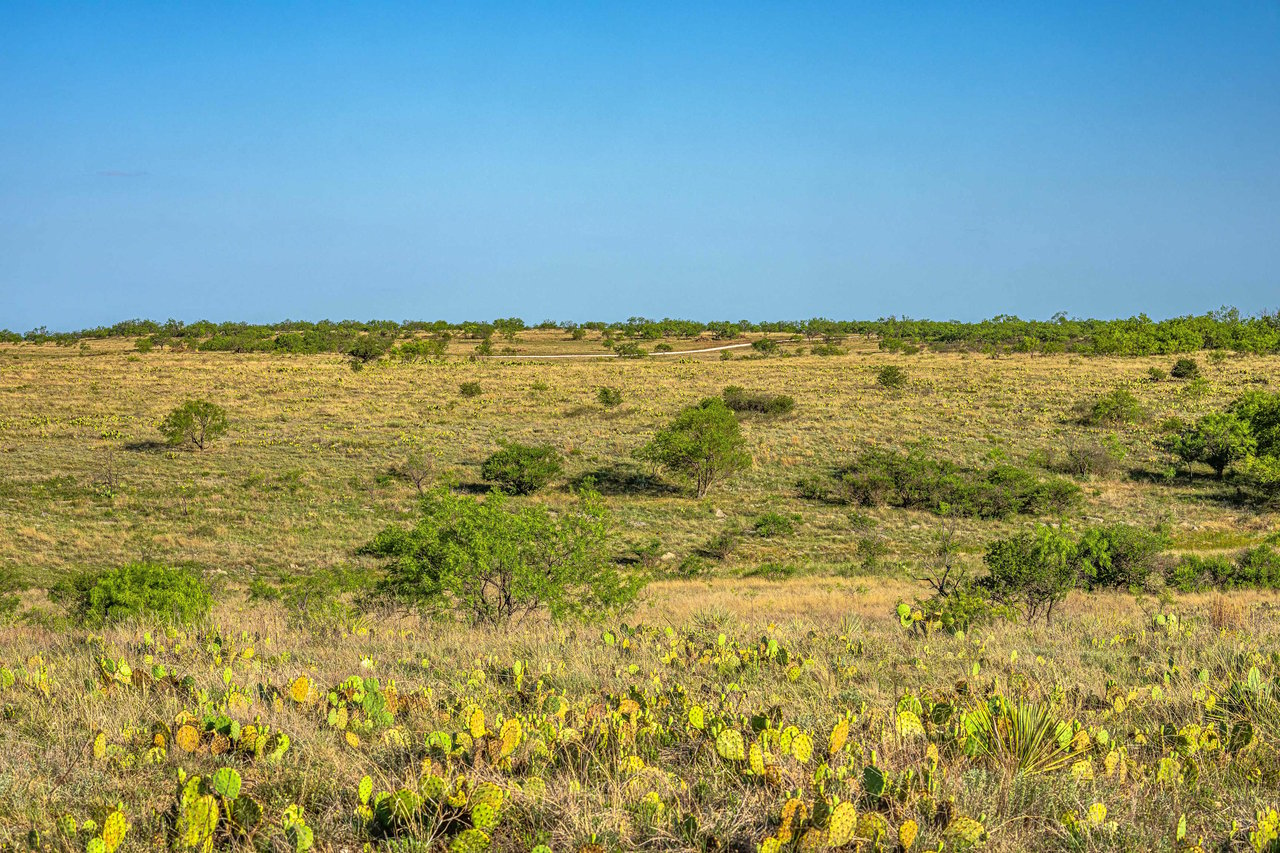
[2,2,1278,330]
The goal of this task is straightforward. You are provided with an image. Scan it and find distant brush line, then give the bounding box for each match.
[478,343,752,359]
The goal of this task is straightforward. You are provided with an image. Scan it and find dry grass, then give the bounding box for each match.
[1,336,1280,850]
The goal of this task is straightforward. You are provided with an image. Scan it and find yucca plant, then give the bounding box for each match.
[962,698,1081,775]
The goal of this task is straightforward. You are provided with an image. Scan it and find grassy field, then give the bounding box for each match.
[0,333,1278,851]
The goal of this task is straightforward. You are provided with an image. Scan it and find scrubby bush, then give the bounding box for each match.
[744,562,797,579]
[1080,387,1145,426]
[698,528,740,559]
[635,398,751,498]
[362,488,637,624]
[614,343,647,358]
[1147,367,1166,382]
[1171,357,1200,379]
[394,336,449,361]
[392,452,435,494]
[481,443,562,495]
[721,386,795,415]
[1056,435,1126,478]
[1165,554,1229,592]
[159,400,229,450]
[876,365,908,389]
[820,448,1079,519]
[1075,524,1167,590]
[752,511,796,537]
[1225,544,1280,589]
[811,344,845,356]
[597,386,623,408]
[1167,545,1280,591]
[135,337,154,354]
[51,563,210,626]
[459,381,483,397]
[347,334,392,365]
[751,338,779,355]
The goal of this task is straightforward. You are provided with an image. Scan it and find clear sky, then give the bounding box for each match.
[2,2,1278,330]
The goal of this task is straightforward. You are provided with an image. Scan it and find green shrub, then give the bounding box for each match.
[1226,545,1280,589]
[825,448,1079,519]
[614,343,647,358]
[811,344,845,356]
[1168,546,1280,591]
[750,338,779,355]
[1075,524,1167,590]
[1159,412,1255,478]
[1171,357,1200,379]
[480,443,562,494]
[744,562,796,579]
[248,578,282,602]
[1080,387,1145,426]
[1231,390,1280,458]
[752,512,796,537]
[597,386,623,408]
[51,563,210,626]
[459,381,483,398]
[721,386,795,415]
[981,526,1076,623]
[1166,555,1228,592]
[363,488,637,624]
[135,337,154,354]
[635,398,751,498]
[1147,367,1166,382]
[876,365,908,389]
[159,400,229,450]
[347,335,392,365]
[653,343,673,353]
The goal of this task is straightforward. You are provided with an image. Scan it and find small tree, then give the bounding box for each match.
[751,338,779,355]
[394,452,436,494]
[597,386,623,408]
[1170,357,1200,379]
[636,398,751,498]
[160,400,229,450]
[362,488,638,624]
[481,443,562,494]
[983,526,1077,623]
[1160,412,1255,478]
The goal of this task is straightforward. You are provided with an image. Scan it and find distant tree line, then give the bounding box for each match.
[6,306,1280,355]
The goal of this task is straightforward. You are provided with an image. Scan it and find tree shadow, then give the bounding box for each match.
[569,464,678,497]
[124,439,169,452]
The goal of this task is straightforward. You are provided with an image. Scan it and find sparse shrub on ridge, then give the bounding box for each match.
[1171,357,1200,379]
[876,365,908,389]
[721,385,795,415]
[1079,387,1145,426]
[481,443,562,495]
[159,399,229,450]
